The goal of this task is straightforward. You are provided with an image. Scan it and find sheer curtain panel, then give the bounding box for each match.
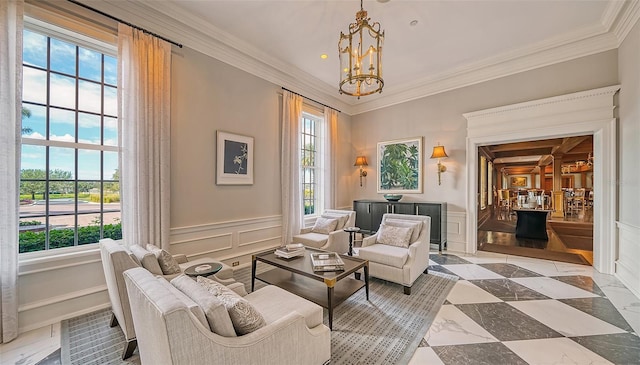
[0,0,23,343]
[118,24,172,249]
[322,107,338,209]
[281,91,303,245]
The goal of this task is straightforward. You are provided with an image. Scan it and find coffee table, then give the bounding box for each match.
[252,247,369,330]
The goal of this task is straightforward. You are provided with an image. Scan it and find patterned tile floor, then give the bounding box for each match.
[409,251,640,365]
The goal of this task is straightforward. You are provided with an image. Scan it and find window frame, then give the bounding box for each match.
[300,108,325,222]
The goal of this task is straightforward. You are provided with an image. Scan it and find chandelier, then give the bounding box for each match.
[338,0,384,98]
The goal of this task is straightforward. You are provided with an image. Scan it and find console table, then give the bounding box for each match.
[353,200,447,251]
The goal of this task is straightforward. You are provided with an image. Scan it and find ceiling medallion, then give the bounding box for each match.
[338,0,385,98]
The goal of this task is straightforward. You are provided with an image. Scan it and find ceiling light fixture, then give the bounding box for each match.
[338,0,385,98]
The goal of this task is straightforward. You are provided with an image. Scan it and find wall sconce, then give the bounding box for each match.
[354,156,368,186]
[430,144,448,185]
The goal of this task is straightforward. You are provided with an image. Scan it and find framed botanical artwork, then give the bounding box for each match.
[510,176,527,187]
[216,131,254,185]
[377,137,423,194]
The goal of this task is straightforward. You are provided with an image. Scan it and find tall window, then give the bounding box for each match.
[301,112,323,216]
[19,24,120,253]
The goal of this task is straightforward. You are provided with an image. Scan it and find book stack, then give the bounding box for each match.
[310,252,345,272]
[275,243,305,259]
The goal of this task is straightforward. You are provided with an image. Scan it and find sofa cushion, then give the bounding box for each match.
[321,213,348,230]
[311,217,338,234]
[358,243,410,269]
[171,275,237,337]
[197,276,266,335]
[147,244,181,275]
[155,276,208,329]
[293,232,329,249]
[130,244,163,275]
[246,285,323,329]
[385,219,422,243]
[377,224,412,248]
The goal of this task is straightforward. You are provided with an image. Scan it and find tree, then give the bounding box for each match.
[20,169,73,199]
[21,106,33,135]
[104,168,119,192]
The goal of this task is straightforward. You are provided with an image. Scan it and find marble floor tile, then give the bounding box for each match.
[551,275,606,296]
[510,276,599,299]
[456,252,508,264]
[456,302,563,341]
[428,265,459,278]
[468,279,550,301]
[509,299,628,337]
[445,280,502,305]
[560,297,634,332]
[593,281,640,334]
[408,347,445,365]
[505,256,562,276]
[431,342,528,365]
[503,338,613,365]
[429,259,438,266]
[571,333,640,365]
[429,254,472,265]
[440,264,505,280]
[554,261,595,276]
[478,263,542,278]
[424,305,498,346]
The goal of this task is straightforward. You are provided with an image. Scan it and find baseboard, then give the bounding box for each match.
[19,303,111,334]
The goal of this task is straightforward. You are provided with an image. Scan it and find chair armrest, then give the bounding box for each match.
[362,235,377,247]
[172,254,188,264]
[299,227,313,234]
[227,282,248,297]
[322,230,348,253]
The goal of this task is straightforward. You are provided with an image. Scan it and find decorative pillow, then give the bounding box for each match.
[146,244,181,275]
[171,275,237,337]
[321,213,349,230]
[385,219,423,243]
[197,276,266,335]
[377,224,412,248]
[156,276,209,330]
[311,217,339,234]
[129,244,163,275]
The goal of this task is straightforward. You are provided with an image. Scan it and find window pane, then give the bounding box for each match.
[23,29,47,68]
[78,113,101,144]
[50,108,75,142]
[78,80,101,113]
[49,147,75,180]
[103,117,118,146]
[104,86,117,116]
[78,181,99,201]
[23,67,47,104]
[21,145,46,171]
[78,47,102,82]
[78,149,100,180]
[21,103,46,139]
[78,211,101,245]
[104,151,119,181]
[50,73,76,109]
[48,181,76,249]
[50,38,76,75]
[104,55,117,86]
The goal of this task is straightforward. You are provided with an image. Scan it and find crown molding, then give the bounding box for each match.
[79,0,636,116]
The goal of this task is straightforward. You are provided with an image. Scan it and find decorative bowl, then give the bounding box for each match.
[383,194,403,202]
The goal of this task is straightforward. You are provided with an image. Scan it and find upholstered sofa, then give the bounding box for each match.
[293,209,356,254]
[123,267,331,365]
[357,214,431,295]
[99,238,236,359]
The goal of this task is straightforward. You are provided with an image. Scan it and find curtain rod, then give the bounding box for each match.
[281,87,341,113]
[66,0,183,48]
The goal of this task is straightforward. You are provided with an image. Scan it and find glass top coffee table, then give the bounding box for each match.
[252,247,369,330]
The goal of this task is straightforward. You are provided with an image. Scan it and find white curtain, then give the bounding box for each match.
[281,91,303,244]
[322,107,338,209]
[118,24,172,249]
[0,0,23,344]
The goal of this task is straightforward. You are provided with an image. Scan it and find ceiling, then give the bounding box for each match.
[485,136,594,176]
[91,0,638,114]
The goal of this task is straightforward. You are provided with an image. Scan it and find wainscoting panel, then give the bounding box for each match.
[616,221,640,298]
[446,211,467,253]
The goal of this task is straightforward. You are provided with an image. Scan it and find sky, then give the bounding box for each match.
[21,29,119,181]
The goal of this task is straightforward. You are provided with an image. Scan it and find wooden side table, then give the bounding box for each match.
[343,227,361,256]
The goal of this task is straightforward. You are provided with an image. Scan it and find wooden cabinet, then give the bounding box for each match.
[353,200,448,251]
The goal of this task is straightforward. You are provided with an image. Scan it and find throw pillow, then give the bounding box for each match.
[146,244,181,275]
[311,217,339,234]
[377,223,412,248]
[129,244,163,275]
[197,276,267,335]
[171,275,237,337]
[321,213,349,230]
[155,276,208,330]
[385,218,423,243]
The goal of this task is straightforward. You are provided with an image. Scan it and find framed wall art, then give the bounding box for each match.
[216,131,254,185]
[377,137,423,194]
[510,176,527,187]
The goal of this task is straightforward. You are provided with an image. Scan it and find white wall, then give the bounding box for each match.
[616,19,640,298]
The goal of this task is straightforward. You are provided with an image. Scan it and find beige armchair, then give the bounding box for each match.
[357,214,431,295]
[123,267,331,365]
[99,239,236,359]
[293,209,355,254]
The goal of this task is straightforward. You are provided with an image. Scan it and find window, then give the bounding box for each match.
[301,111,323,216]
[19,24,120,253]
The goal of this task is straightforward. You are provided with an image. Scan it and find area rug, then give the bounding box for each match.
[61,265,456,365]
